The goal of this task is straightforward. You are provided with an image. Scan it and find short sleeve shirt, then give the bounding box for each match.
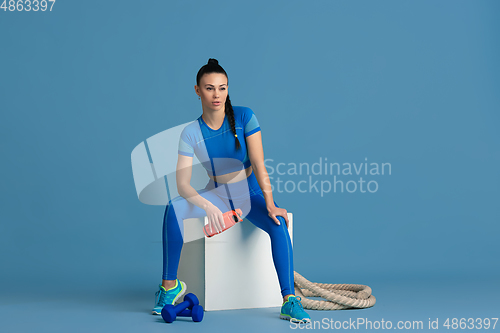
[177,106,261,177]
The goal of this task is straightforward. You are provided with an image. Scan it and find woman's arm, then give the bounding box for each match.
[176,154,225,232]
[176,154,211,209]
[246,132,290,228]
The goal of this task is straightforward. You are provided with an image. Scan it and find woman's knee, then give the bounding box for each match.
[165,196,189,221]
[267,216,291,237]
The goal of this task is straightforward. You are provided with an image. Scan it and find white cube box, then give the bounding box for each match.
[177,213,293,311]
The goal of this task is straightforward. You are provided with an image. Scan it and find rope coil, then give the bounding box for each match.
[293,271,376,310]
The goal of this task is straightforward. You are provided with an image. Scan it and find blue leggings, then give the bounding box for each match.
[162,171,295,297]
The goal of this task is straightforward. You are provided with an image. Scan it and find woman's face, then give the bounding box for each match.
[196,73,228,112]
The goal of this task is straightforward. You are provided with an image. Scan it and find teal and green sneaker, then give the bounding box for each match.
[152,279,187,315]
[280,295,311,323]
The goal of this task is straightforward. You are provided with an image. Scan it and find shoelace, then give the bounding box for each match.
[155,288,167,306]
[289,296,305,313]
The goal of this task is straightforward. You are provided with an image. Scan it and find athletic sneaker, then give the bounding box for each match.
[152,279,187,315]
[280,295,311,323]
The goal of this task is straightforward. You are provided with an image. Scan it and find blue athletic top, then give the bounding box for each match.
[178,106,261,177]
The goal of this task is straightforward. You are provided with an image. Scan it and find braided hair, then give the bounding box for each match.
[196,58,241,150]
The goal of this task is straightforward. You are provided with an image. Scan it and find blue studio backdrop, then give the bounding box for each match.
[1,0,499,332]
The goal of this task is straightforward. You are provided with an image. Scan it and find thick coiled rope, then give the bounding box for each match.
[293,271,376,310]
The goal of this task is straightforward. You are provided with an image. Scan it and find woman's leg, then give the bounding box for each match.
[162,188,230,285]
[243,192,295,299]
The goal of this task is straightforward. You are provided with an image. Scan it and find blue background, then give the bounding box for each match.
[1,0,499,332]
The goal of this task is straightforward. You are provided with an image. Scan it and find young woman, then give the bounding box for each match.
[152,58,311,323]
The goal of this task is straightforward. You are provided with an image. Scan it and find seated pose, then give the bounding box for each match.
[152,58,311,323]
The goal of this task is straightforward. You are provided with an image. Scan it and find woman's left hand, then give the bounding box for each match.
[267,206,289,228]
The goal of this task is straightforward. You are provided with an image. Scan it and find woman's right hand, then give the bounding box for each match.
[204,203,226,234]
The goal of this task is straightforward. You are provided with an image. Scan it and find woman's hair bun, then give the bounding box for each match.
[208,58,219,65]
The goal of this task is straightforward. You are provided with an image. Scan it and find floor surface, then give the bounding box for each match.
[1,276,498,333]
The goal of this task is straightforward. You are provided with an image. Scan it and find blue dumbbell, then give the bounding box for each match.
[178,304,204,322]
[161,293,203,323]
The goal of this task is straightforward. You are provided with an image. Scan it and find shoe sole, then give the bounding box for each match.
[152,281,187,315]
[280,314,311,323]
